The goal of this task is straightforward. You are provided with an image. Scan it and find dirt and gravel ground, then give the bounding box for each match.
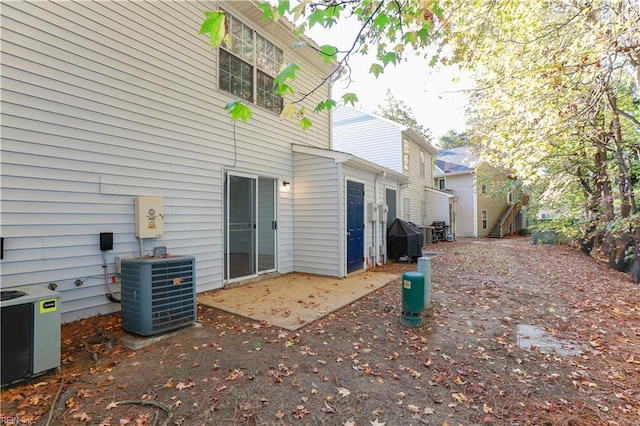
[2,236,639,425]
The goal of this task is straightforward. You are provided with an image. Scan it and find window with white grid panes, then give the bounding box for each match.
[219,12,283,113]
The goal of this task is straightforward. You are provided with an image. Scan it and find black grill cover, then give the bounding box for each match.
[387,219,423,260]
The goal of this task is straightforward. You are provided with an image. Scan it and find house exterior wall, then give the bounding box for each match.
[342,166,399,268]
[332,106,403,172]
[292,152,341,276]
[402,133,435,227]
[436,167,511,238]
[292,149,403,276]
[445,173,476,237]
[332,106,442,228]
[475,165,510,237]
[425,189,451,227]
[0,1,332,322]
[477,194,505,237]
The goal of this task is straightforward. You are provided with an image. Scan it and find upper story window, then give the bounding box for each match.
[436,177,445,190]
[419,150,426,177]
[219,13,284,114]
[481,183,488,194]
[403,139,410,172]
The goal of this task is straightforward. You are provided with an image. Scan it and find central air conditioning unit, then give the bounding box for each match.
[1,285,61,387]
[121,256,196,336]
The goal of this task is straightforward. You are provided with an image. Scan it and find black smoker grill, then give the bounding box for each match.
[387,218,423,261]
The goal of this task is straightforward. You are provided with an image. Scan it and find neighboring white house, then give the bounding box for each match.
[332,105,454,234]
[0,1,405,322]
[434,147,524,238]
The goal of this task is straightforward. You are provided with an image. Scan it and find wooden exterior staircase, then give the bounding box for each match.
[488,203,520,238]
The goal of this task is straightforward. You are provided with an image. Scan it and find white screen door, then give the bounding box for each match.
[224,173,276,281]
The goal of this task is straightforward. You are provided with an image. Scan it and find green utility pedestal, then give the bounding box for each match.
[401,272,424,327]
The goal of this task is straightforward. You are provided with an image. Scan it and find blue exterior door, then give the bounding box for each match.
[346,180,365,273]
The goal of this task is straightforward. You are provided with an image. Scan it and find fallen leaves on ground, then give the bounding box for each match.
[2,237,638,425]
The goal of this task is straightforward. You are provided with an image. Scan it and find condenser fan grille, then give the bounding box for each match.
[121,256,196,336]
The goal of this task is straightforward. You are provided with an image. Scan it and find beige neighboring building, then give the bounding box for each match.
[434,147,526,238]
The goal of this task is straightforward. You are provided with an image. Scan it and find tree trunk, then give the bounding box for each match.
[593,146,617,266]
[607,89,638,273]
[632,232,640,284]
[608,90,637,217]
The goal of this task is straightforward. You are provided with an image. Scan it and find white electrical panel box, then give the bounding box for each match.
[367,203,377,221]
[379,204,387,222]
[134,196,164,238]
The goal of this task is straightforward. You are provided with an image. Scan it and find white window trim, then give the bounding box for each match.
[218,11,284,113]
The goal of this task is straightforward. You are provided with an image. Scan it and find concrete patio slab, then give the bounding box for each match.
[197,271,399,330]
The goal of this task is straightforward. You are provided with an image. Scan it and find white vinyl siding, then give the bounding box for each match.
[293,153,341,276]
[333,106,442,229]
[445,174,476,237]
[0,1,330,321]
[332,106,403,172]
[401,136,433,226]
[403,139,410,172]
[293,145,405,275]
[278,181,295,275]
[425,188,451,226]
[402,197,411,222]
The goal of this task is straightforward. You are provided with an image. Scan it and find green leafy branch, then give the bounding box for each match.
[200,1,443,128]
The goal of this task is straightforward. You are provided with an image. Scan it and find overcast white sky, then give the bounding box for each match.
[306,19,471,140]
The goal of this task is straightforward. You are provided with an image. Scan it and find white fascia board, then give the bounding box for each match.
[433,170,473,178]
[346,157,408,183]
[425,186,455,198]
[292,144,353,163]
[292,144,407,183]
